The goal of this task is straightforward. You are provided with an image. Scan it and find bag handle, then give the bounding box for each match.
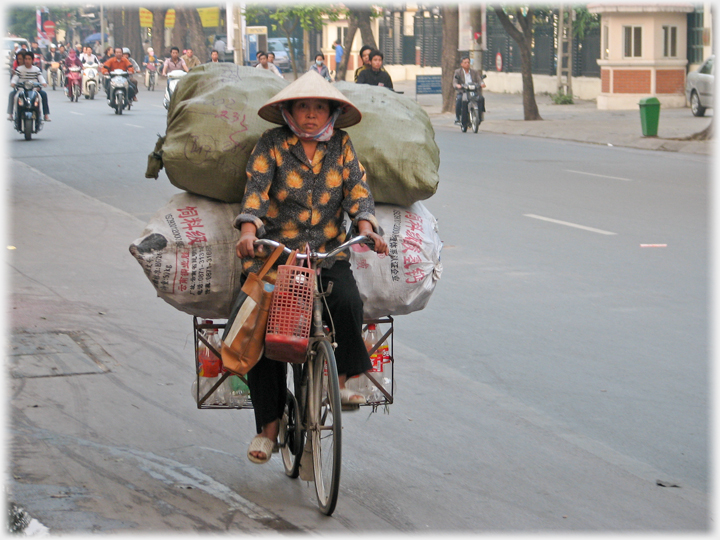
[256,244,285,280]
[285,249,299,267]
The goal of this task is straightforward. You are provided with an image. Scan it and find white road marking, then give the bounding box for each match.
[640,244,667,248]
[69,111,85,116]
[125,123,144,128]
[564,169,632,182]
[524,214,617,236]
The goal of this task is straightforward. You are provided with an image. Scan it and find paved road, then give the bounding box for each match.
[6,83,710,532]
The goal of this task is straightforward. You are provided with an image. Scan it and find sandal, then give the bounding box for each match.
[339,387,366,405]
[247,435,275,464]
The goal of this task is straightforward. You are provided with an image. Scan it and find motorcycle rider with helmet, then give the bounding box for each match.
[122,47,140,101]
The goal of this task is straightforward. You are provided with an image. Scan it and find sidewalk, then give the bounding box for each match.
[393,79,714,155]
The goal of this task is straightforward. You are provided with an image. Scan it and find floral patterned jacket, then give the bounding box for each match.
[234,125,380,279]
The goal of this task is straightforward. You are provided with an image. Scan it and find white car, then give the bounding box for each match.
[266,38,291,72]
[686,55,714,117]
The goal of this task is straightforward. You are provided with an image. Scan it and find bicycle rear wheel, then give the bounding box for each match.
[309,340,341,515]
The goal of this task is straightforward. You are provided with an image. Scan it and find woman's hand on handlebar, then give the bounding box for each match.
[365,231,388,256]
[236,232,258,259]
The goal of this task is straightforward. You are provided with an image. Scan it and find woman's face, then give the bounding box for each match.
[290,99,331,135]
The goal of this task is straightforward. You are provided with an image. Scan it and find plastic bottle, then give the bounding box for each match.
[227,375,250,407]
[371,328,393,402]
[191,321,225,405]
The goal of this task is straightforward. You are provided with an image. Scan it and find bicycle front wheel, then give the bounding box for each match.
[280,364,303,478]
[309,340,342,515]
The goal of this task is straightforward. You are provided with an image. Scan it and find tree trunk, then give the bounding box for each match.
[441,5,460,113]
[279,19,300,77]
[336,15,359,82]
[492,6,542,120]
[181,7,208,62]
[151,8,168,57]
[110,8,124,49]
[355,8,377,50]
[125,7,143,62]
[173,9,188,51]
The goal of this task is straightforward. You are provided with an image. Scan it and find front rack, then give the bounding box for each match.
[192,316,395,410]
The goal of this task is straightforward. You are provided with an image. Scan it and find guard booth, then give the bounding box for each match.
[245,26,268,66]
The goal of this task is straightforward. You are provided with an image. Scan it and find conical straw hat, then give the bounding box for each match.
[258,70,362,129]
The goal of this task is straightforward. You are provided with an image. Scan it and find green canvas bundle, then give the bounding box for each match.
[146,64,288,202]
[146,65,439,207]
[335,82,440,206]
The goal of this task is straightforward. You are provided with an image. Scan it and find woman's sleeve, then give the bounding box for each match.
[233,130,277,237]
[340,133,381,234]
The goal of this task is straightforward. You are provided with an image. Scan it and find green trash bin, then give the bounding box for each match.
[639,97,661,137]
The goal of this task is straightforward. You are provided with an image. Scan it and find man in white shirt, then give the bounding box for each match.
[8,51,50,121]
[80,45,100,65]
[255,51,282,78]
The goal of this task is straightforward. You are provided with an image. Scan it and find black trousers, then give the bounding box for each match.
[8,89,49,115]
[456,93,485,119]
[246,260,372,433]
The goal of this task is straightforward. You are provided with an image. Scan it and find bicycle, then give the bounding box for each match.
[192,235,395,516]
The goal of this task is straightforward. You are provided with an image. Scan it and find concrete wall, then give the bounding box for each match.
[479,72,602,101]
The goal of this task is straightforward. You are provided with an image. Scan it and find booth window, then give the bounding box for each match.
[663,26,677,57]
[623,26,642,57]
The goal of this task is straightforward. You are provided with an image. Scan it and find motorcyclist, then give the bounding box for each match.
[101,46,135,101]
[453,56,484,125]
[161,46,188,78]
[8,51,50,122]
[80,46,100,65]
[122,47,140,101]
[63,48,83,94]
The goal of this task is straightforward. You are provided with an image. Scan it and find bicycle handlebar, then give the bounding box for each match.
[254,235,373,261]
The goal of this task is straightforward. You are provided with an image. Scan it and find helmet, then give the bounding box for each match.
[50,44,56,49]
[147,47,154,54]
[122,47,130,55]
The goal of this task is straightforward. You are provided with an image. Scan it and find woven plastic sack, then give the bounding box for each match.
[129,192,243,318]
[348,202,443,318]
[157,64,288,203]
[334,81,440,207]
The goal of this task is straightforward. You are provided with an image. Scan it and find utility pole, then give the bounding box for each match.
[469,5,486,76]
[100,4,105,50]
[557,4,573,96]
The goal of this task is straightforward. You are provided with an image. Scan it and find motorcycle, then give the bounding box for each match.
[107,69,131,115]
[459,74,487,133]
[144,60,160,91]
[81,62,99,100]
[12,80,43,141]
[163,69,187,109]
[65,66,82,102]
[48,61,63,91]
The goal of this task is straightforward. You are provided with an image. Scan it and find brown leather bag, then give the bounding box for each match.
[220,244,284,375]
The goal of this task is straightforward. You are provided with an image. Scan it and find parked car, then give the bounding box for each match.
[686,55,714,117]
[266,38,291,72]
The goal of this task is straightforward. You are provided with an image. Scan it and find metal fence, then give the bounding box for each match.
[482,9,600,78]
[377,7,601,76]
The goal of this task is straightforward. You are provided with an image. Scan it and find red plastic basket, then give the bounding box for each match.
[265,262,313,363]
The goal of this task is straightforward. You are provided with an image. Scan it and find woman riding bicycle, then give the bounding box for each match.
[234,71,388,464]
